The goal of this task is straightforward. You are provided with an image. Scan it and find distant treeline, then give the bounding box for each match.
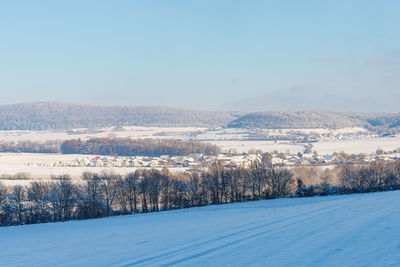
[60,138,220,156]
[0,138,219,156]
[1,160,399,226]
[0,140,61,153]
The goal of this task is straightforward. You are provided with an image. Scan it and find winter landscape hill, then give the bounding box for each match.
[1,191,399,267]
[228,111,400,132]
[0,102,238,130]
[0,102,399,132]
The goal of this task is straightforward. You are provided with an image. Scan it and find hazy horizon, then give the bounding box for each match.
[1,100,399,115]
[1,1,400,112]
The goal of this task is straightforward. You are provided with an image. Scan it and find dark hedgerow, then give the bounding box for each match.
[0,160,399,227]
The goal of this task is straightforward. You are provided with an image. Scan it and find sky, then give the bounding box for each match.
[0,1,399,112]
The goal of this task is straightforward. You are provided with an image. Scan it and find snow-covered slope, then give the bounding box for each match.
[2,191,400,267]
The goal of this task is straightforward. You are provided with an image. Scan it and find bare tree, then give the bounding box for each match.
[50,177,77,221]
[230,167,246,202]
[12,185,26,225]
[80,172,105,219]
[0,182,6,225]
[186,171,206,207]
[100,171,120,216]
[27,181,50,224]
[138,171,149,213]
[266,166,293,198]
[249,164,267,200]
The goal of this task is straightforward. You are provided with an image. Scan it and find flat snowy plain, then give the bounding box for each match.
[1,191,400,266]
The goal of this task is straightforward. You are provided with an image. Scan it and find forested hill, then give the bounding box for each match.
[0,102,238,130]
[0,102,399,132]
[228,111,400,132]
[228,111,359,129]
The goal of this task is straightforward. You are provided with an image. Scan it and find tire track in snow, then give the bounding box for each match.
[118,198,356,266]
[161,204,350,266]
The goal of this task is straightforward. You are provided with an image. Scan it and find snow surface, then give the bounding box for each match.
[0,127,204,142]
[210,135,400,154]
[1,191,400,267]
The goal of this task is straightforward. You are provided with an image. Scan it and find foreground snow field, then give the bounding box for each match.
[1,191,400,267]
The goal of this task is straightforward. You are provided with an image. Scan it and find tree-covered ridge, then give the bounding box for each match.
[228,111,400,132]
[0,102,237,130]
[0,102,399,132]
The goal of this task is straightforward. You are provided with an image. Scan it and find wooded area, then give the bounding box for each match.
[0,140,61,153]
[0,138,219,156]
[60,138,220,156]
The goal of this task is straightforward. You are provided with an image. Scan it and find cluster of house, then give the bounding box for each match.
[217,151,400,168]
[43,149,400,170]
[50,154,207,168]
[263,153,400,166]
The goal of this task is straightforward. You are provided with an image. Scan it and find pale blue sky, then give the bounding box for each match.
[1,1,399,112]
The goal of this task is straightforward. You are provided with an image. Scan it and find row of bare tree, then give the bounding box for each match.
[295,161,400,196]
[1,160,399,226]
[339,161,400,191]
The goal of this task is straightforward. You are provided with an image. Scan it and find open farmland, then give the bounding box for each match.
[210,135,400,154]
[1,191,399,266]
[0,126,205,142]
[1,126,397,155]
[0,127,399,180]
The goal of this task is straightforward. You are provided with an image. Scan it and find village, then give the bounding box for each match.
[35,147,400,171]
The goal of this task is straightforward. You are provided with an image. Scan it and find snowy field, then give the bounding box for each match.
[1,127,399,156]
[312,136,400,154]
[211,135,400,154]
[1,191,400,267]
[210,140,305,154]
[0,127,399,179]
[195,127,367,141]
[0,126,205,142]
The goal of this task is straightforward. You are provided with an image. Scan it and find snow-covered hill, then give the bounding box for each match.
[1,191,400,267]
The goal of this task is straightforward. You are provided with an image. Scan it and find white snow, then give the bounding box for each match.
[0,127,205,142]
[210,135,400,154]
[1,191,400,266]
